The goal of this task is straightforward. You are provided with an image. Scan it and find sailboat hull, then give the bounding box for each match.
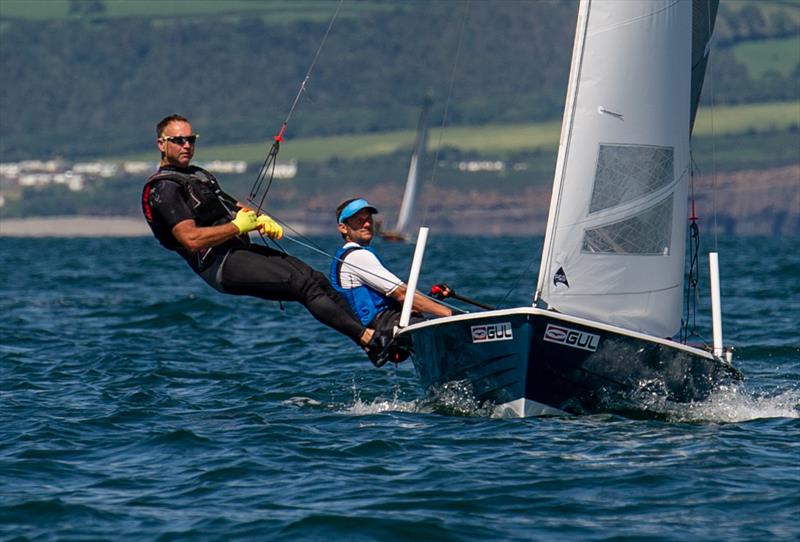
[399,308,741,417]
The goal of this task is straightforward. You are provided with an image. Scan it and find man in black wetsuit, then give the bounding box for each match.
[141,114,392,365]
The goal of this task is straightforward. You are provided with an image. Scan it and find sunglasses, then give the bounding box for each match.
[161,134,199,146]
[344,213,374,226]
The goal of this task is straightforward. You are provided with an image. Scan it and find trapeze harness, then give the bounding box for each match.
[141,165,247,291]
[330,246,399,327]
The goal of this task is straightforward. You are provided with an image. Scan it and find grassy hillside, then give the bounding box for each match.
[1,0,797,161]
[115,101,799,163]
[0,0,390,22]
[732,36,800,78]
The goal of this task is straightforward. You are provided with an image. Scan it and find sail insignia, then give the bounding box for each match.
[553,267,570,289]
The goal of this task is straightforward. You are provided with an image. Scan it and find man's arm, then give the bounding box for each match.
[150,179,243,251]
[344,249,452,318]
[171,219,241,251]
[388,284,452,317]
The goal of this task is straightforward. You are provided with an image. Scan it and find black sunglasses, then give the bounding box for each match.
[161,134,199,146]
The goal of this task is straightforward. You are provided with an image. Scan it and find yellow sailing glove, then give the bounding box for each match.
[231,208,258,235]
[257,214,284,240]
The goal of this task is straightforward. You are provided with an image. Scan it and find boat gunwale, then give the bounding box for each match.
[397,306,719,361]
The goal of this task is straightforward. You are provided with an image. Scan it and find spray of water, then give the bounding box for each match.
[341,382,422,415]
[332,377,800,422]
[668,385,800,423]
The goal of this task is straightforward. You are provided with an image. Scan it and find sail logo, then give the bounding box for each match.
[471,323,513,343]
[553,266,569,288]
[543,324,600,352]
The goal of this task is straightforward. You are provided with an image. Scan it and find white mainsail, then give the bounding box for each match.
[536,0,694,338]
[393,97,431,235]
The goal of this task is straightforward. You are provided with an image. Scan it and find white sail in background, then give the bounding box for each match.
[393,97,431,235]
[394,153,420,233]
[536,0,693,338]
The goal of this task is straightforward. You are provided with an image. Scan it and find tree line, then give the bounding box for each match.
[1,0,797,161]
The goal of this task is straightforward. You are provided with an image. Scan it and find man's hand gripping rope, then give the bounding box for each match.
[232,206,283,240]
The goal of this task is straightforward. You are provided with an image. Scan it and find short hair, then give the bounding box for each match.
[336,198,358,223]
[156,114,190,138]
[336,198,359,239]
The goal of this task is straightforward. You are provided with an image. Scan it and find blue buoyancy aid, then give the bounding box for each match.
[330,245,398,326]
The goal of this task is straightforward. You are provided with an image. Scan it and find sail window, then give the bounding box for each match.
[589,144,674,213]
[582,196,674,255]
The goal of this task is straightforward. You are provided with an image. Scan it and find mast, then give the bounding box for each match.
[535,0,591,305]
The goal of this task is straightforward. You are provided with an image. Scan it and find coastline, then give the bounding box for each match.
[0,216,151,237]
[0,216,326,238]
[1,163,797,238]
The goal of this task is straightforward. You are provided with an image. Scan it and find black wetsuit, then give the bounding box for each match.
[141,165,366,343]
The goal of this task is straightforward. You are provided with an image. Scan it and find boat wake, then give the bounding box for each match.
[328,379,799,423]
[419,380,496,417]
[665,385,800,423]
[339,383,422,416]
[338,381,495,417]
[610,382,800,423]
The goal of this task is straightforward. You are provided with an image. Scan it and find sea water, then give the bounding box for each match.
[1,235,798,541]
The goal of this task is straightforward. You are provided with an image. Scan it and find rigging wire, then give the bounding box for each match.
[247,0,343,215]
[496,241,541,309]
[252,210,467,314]
[240,0,475,315]
[419,0,470,228]
[682,197,702,343]
[681,0,719,345]
[230,0,458,311]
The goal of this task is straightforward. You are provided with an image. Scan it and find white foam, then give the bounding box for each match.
[340,383,424,416]
[282,396,323,407]
[343,396,422,415]
[671,385,800,423]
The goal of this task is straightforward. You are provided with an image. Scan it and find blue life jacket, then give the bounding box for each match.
[330,245,398,326]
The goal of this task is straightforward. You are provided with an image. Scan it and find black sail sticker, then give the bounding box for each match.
[553,266,569,288]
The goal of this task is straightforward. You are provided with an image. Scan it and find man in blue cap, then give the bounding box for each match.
[330,198,452,363]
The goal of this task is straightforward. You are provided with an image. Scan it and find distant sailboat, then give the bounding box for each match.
[379,95,431,242]
[397,0,741,417]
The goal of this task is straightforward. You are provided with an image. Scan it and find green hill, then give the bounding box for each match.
[1,0,798,161]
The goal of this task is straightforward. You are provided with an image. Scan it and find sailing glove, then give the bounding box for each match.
[231,208,259,235]
[257,214,284,240]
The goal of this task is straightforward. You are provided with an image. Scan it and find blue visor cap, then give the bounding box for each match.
[338,198,379,223]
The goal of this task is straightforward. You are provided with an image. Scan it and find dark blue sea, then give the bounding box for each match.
[2,234,798,541]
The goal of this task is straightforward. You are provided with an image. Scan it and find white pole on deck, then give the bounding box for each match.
[399,227,429,328]
[709,252,724,357]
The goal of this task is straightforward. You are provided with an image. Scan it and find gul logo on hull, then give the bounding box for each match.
[543,324,600,352]
[471,322,513,343]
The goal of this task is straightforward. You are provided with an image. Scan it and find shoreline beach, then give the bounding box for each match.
[0,216,151,237]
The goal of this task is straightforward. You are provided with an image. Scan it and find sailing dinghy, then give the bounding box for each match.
[396,0,742,417]
[379,96,432,242]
